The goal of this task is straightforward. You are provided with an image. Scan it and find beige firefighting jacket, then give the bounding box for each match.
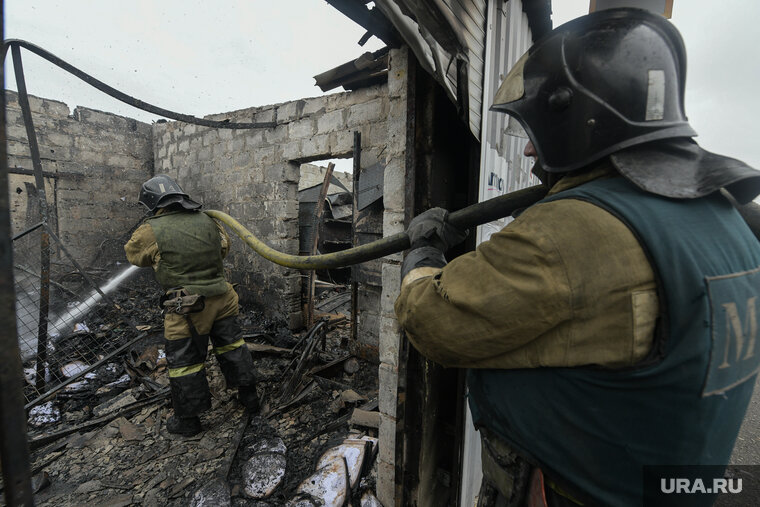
[394,164,659,369]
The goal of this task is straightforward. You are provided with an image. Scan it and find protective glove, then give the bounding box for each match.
[406,207,469,252]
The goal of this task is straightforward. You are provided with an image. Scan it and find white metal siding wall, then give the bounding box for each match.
[461,1,536,505]
[476,0,537,244]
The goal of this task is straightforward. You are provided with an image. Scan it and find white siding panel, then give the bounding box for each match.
[461,1,537,505]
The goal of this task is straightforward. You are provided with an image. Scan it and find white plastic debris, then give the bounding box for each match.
[28,401,61,427]
[243,452,287,499]
[105,374,132,388]
[317,439,371,490]
[64,381,89,392]
[73,322,90,333]
[296,459,349,507]
[60,361,88,378]
[24,364,51,384]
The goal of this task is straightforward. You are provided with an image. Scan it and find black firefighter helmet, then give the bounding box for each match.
[491,8,760,203]
[138,174,201,211]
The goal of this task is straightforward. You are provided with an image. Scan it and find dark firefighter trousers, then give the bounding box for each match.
[163,284,256,416]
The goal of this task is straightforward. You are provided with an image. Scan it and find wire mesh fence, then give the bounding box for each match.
[13,223,152,408]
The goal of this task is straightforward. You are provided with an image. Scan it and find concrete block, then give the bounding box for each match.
[264,124,288,145]
[383,210,405,238]
[245,129,265,147]
[388,48,410,97]
[381,263,401,317]
[106,154,135,167]
[202,129,219,146]
[379,316,401,367]
[282,163,299,184]
[376,460,396,507]
[276,100,303,122]
[378,362,398,418]
[280,141,301,161]
[330,130,353,154]
[254,108,275,124]
[302,96,328,116]
[369,123,388,147]
[232,150,253,169]
[378,411,398,466]
[301,134,330,158]
[5,124,27,143]
[316,109,345,134]
[388,97,408,125]
[265,165,287,183]
[288,119,314,140]
[253,146,276,166]
[383,159,406,212]
[197,147,213,162]
[232,136,246,153]
[347,99,385,128]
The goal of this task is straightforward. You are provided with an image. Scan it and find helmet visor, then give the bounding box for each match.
[492,50,529,107]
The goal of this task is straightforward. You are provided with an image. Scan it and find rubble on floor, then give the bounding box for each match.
[21,285,381,506]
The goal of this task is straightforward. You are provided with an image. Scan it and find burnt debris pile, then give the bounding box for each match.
[23,286,382,506]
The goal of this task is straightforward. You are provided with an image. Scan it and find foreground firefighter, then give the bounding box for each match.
[125,175,259,436]
[395,8,760,506]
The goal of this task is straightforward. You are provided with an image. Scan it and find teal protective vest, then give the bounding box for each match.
[147,210,228,297]
[468,177,760,505]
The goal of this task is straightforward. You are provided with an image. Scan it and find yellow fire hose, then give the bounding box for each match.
[205,184,550,270]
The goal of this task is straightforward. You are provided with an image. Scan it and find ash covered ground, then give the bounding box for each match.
[21,273,380,506]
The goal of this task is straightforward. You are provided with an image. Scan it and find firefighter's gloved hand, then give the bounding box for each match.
[406,207,469,252]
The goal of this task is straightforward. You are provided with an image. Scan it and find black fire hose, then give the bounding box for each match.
[205,184,550,270]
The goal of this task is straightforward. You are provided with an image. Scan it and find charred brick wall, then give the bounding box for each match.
[153,86,389,332]
[6,90,153,266]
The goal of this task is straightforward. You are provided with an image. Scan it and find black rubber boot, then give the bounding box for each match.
[238,385,260,413]
[166,415,202,436]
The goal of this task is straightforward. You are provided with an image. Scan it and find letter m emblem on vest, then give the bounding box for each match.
[704,268,760,396]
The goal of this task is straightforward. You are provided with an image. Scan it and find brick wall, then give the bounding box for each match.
[376,48,412,507]
[6,91,153,265]
[153,86,389,331]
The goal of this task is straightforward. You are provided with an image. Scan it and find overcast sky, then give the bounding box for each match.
[5,1,760,170]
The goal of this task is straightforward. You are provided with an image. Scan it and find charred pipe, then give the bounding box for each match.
[205,184,550,270]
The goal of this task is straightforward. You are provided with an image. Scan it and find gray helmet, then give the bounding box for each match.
[491,7,760,203]
[138,174,201,211]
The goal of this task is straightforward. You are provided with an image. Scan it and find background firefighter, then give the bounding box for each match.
[124,174,259,437]
[395,8,760,506]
